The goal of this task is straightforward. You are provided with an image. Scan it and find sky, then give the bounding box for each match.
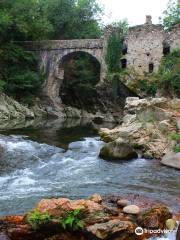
[98,0,169,26]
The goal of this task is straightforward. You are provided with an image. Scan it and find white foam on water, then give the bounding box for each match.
[11,176,36,187]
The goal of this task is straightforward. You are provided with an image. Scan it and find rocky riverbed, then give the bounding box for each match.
[99,97,180,169]
[0,194,179,240]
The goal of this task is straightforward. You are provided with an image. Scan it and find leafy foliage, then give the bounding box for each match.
[171,133,180,153]
[27,211,52,230]
[0,0,102,104]
[0,43,43,105]
[59,209,84,231]
[161,0,180,30]
[105,20,128,77]
[158,49,180,96]
[106,31,123,73]
[41,0,102,39]
[171,133,180,142]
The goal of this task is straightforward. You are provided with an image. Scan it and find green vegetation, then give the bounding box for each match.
[27,211,52,230]
[59,209,84,231]
[161,0,180,30]
[122,49,180,97]
[27,209,84,232]
[175,146,180,153]
[171,133,180,142]
[158,49,180,96]
[0,0,102,105]
[106,31,123,73]
[171,133,180,153]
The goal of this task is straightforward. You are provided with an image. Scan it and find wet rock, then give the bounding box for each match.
[161,152,180,170]
[139,205,172,229]
[45,233,84,240]
[99,138,138,160]
[117,199,129,207]
[123,205,140,215]
[86,219,137,240]
[89,194,102,204]
[32,198,110,225]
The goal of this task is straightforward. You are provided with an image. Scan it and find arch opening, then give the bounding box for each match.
[59,51,101,111]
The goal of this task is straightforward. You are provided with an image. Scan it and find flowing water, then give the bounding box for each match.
[0,119,180,217]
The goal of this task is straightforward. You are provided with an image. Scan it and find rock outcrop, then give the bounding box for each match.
[0,194,175,240]
[99,97,180,161]
[0,93,34,121]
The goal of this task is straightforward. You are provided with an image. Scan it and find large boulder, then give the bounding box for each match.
[161,152,180,170]
[29,197,111,225]
[99,138,138,160]
[86,219,137,240]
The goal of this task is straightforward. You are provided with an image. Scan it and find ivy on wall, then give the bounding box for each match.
[105,31,123,73]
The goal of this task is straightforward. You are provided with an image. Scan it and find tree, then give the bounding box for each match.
[0,0,102,104]
[105,20,129,73]
[161,0,180,30]
[0,0,52,104]
[42,0,102,39]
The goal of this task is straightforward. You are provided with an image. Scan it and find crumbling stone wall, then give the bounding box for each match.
[123,16,180,74]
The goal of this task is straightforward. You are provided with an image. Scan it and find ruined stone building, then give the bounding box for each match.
[122,16,180,74]
[24,16,180,103]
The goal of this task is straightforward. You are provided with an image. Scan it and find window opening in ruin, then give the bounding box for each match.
[121,59,127,69]
[163,46,170,55]
[149,63,154,73]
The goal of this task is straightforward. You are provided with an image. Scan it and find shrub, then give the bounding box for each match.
[59,209,84,231]
[27,211,52,230]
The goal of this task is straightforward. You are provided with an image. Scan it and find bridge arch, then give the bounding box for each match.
[43,48,102,104]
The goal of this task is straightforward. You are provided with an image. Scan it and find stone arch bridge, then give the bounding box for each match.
[23,39,107,104]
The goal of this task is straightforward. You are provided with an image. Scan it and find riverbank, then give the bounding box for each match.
[99,97,180,169]
[0,194,179,240]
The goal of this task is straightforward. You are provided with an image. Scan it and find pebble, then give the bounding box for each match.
[123,205,140,215]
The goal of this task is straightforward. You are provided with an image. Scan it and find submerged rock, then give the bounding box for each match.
[99,138,138,160]
[161,152,180,170]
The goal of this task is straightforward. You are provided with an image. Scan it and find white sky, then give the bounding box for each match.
[98,0,169,26]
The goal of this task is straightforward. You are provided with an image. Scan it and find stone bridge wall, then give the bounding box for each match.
[22,17,180,104]
[23,39,106,104]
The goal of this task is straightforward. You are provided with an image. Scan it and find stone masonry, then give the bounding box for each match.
[23,16,180,104]
[123,16,180,74]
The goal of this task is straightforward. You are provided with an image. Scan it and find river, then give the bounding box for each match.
[0,119,180,217]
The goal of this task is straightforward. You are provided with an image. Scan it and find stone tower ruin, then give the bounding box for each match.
[122,16,180,74]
